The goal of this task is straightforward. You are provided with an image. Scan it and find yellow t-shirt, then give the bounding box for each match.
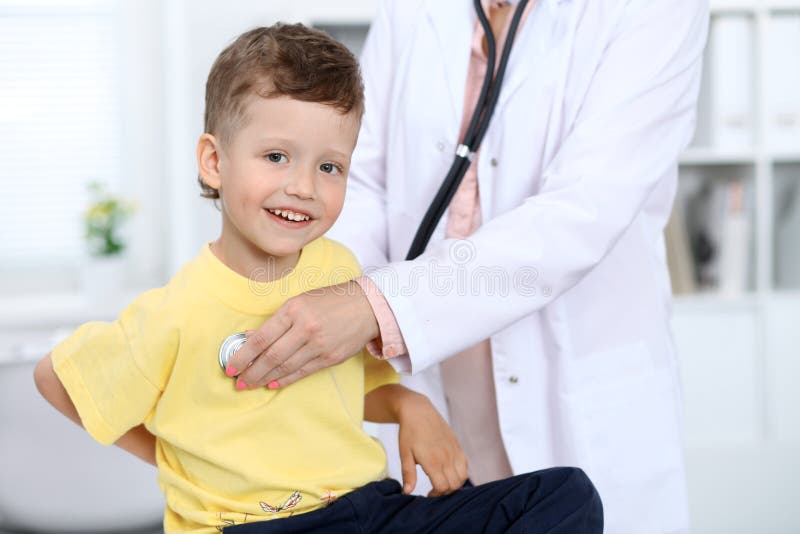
[51,237,399,533]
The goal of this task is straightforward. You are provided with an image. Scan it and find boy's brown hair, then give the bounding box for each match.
[200,23,365,199]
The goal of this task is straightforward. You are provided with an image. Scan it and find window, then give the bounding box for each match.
[0,0,163,297]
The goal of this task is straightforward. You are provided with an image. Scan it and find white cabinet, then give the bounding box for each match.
[764,297,800,442]
[672,302,761,443]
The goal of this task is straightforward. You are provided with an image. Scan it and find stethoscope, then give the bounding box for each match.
[405,0,531,261]
[219,0,531,372]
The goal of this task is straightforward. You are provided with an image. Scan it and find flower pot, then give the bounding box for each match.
[81,254,126,304]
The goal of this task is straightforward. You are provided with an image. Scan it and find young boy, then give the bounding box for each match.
[34,24,602,533]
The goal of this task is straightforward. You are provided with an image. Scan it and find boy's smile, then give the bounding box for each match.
[198,94,360,281]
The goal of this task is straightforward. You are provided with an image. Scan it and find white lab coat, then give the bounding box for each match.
[327,0,709,532]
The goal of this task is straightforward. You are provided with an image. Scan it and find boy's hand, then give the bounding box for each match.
[396,393,468,497]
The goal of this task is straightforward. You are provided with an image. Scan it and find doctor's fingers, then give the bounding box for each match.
[233,326,308,388]
[260,346,338,389]
[225,312,292,377]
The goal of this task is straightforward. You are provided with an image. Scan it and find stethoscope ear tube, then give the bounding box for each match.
[405,0,530,261]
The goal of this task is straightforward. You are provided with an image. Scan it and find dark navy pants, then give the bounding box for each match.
[225,467,603,533]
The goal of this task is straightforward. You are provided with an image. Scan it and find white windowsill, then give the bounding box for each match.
[0,290,143,330]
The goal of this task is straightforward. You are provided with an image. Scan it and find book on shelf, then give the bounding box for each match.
[672,177,753,295]
[708,14,755,149]
[717,181,749,296]
[766,14,800,151]
[665,196,697,295]
[774,175,800,290]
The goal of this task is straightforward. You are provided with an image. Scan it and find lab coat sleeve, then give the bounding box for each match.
[326,0,396,270]
[365,0,709,373]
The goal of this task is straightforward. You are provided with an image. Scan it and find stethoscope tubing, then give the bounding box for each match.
[405,0,531,261]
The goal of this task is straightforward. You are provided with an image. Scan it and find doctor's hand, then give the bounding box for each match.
[225,280,379,389]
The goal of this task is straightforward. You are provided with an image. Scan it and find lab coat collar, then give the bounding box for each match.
[424,0,564,129]
[423,0,473,125]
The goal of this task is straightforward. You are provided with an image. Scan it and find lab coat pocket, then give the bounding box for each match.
[569,341,684,489]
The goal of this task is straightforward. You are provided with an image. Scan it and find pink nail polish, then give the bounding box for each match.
[225,365,237,377]
[236,380,247,390]
[268,381,280,389]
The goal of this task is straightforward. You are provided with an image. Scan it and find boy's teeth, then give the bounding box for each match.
[269,209,309,221]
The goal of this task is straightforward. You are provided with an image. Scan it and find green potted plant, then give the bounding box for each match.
[81,182,136,300]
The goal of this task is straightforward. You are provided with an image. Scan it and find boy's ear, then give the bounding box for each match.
[197,133,222,191]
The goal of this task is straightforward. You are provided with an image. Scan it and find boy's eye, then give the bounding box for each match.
[266,153,287,163]
[320,162,342,175]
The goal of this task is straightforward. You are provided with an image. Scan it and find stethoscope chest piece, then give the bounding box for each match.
[219,332,247,371]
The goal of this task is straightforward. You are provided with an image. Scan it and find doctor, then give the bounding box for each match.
[229,0,708,532]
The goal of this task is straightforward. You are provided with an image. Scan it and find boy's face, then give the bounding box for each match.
[200,95,360,260]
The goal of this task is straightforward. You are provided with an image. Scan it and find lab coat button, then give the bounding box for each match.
[509,375,519,384]
[490,158,499,167]
[437,141,446,152]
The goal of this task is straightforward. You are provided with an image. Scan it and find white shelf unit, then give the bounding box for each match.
[673,2,800,533]
[683,2,800,293]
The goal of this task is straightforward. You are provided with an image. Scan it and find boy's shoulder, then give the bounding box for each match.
[118,250,207,324]
[317,236,359,264]
[116,272,187,329]
[315,236,362,273]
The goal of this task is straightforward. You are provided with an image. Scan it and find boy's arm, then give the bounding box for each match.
[365,384,468,497]
[34,353,157,466]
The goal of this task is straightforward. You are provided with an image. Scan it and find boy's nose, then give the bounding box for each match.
[284,168,316,199]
